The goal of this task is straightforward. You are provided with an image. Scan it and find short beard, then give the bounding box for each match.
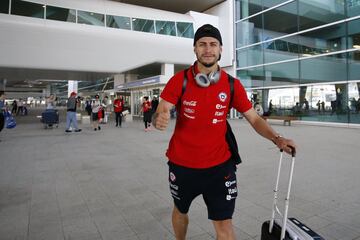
[197,57,217,68]
[201,61,216,68]
[195,52,218,68]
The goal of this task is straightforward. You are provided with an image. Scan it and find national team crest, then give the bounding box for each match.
[218,92,227,102]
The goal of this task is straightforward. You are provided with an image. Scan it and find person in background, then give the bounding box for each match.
[151,96,159,114]
[317,100,321,114]
[321,101,325,113]
[92,94,101,131]
[0,91,6,138]
[101,95,109,124]
[46,94,56,110]
[65,92,81,133]
[303,98,309,111]
[268,99,273,114]
[152,24,296,240]
[11,100,17,115]
[17,98,23,116]
[85,98,92,116]
[142,96,152,131]
[113,95,124,127]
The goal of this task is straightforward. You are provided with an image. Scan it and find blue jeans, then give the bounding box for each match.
[66,111,78,130]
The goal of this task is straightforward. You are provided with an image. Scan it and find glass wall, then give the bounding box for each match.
[236,0,360,124]
[132,18,155,33]
[299,0,346,31]
[176,22,194,38]
[156,21,176,36]
[11,0,44,19]
[106,15,131,30]
[77,10,105,26]
[263,1,298,35]
[0,0,9,14]
[46,6,76,23]
[4,0,194,39]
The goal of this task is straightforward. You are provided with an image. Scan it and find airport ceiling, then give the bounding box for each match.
[1,0,224,94]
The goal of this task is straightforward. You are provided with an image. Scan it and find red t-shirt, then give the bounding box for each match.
[113,99,124,113]
[160,65,252,168]
[142,101,151,112]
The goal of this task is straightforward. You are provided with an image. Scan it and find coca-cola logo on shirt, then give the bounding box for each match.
[183,100,197,106]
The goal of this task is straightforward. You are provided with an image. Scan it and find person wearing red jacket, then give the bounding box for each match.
[142,96,152,131]
[152,24,297,240]
[113,95,124,127]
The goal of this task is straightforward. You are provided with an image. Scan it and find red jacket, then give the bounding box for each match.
[142,101,151,112]
[113,98,124,113]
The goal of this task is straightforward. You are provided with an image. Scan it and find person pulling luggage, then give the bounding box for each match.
[152,24,297,240]
[65,92,82,133]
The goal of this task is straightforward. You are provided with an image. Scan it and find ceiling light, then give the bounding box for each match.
[353,45,360,49]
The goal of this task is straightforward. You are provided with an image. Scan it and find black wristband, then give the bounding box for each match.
[271,134,282,145]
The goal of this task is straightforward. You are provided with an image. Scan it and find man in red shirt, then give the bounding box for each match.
[153,24,296,240]
[142,96,152,131]
[113,95,124,127]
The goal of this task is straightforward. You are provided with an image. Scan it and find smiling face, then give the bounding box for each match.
[194,37,222,68]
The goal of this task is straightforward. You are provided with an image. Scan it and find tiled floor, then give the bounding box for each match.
[0,109,359,239]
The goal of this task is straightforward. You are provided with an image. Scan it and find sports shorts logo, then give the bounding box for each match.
[169,172,176,182]
[226,195,235,201]
[218,92,227,102]
[225,180,236,187]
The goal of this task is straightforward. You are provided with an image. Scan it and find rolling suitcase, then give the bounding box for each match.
[261,147,324,240]
[41,109,59,128]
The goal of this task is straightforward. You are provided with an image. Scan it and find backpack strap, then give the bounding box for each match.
[182,68,189,96]
[177,68,190,107]
[227,73,234,109]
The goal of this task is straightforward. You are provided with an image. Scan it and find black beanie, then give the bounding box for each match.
[193,24,222,46]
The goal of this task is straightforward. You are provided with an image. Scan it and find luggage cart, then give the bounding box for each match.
[41,109,59,129]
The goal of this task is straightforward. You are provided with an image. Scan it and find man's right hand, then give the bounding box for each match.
[152,99,174,131]
[153,112,170,130]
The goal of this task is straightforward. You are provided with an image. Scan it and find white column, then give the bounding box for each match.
[114,74,125,90]
[127,91,133,122]
[68,80,78,97]
[0,78,6,91]
[161,63,174,77]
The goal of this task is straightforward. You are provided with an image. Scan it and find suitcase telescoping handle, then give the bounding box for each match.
[269,146,296,240]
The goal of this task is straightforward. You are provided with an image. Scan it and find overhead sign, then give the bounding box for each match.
[116,76,160,90]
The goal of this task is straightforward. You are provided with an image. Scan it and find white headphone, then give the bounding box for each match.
[192,63,221,88]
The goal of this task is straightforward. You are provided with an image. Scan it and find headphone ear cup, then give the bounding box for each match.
[195,73,211,87]
[208,71,221,84]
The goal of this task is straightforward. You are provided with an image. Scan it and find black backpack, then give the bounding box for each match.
[178,69,242,165]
